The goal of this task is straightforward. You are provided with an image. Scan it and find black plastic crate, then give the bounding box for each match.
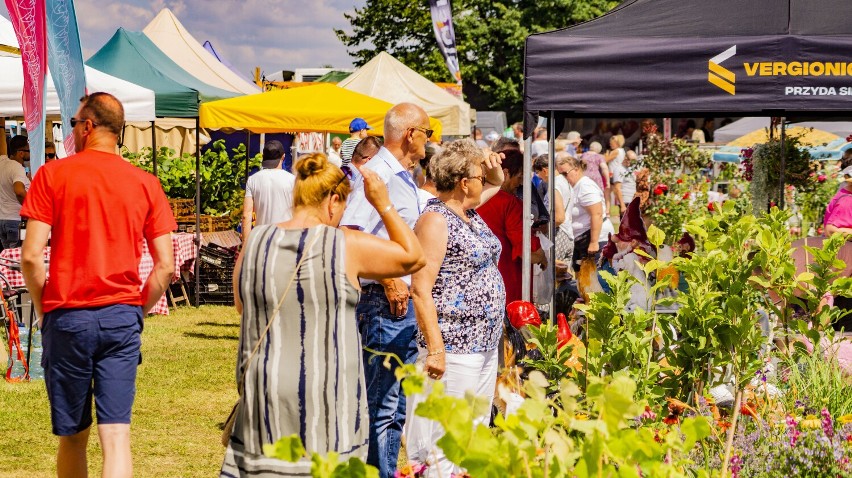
[198,290,235,306]
[197,244,236,269]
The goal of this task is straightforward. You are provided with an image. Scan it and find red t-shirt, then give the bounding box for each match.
[477,190,541,304]
[20,150,177,313]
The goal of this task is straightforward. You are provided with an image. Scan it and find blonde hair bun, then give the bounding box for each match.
[295,153,329,179]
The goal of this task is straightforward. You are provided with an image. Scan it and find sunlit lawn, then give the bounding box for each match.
[0,305,240,477]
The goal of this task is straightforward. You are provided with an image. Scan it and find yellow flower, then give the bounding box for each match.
[839,414,852,426]
[574,414,589,420]
[800,415,821,429]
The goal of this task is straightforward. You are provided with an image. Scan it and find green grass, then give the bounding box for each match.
[0,305,240,477]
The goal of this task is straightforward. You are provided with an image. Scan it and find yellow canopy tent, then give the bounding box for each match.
[199,82,441,139]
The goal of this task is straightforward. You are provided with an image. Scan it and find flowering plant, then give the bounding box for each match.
[741,130,817,215]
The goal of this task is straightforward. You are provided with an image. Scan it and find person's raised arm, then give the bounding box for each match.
[410,212,448,380]
[344,168,425,282]
[587,202,603,254]
[478,151,505,207]
[142,233,175,315]
[21,220,50,324]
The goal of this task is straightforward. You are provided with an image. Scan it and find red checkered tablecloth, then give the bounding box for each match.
[0,233,197,316]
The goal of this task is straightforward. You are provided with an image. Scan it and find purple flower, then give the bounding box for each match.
[822,408,835,440]
[787,415,801,447]
[730,454,742,478]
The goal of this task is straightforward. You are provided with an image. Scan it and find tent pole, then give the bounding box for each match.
[246,131,250,177]
[778,118,786,209]
[194,117,201,307]
[522,127,533,302]
[151,121,157,177]
[547,112,557,320]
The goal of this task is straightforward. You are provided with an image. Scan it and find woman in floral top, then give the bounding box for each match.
[406,139,506,477]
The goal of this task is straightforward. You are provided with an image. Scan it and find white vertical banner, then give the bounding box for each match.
[429,0,461,85]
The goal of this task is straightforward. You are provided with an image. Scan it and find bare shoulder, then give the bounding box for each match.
[414,211,449,243]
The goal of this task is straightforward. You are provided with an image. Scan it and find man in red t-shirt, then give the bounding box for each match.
[20,92,176,478]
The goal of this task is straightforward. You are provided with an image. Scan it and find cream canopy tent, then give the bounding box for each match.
[142,8,259,95]
[337,52,472,136]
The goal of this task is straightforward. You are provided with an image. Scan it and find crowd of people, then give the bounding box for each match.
[221,106,665,478]
[10,93,852,478]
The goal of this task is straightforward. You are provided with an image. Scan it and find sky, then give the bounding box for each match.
[1,0,367,80]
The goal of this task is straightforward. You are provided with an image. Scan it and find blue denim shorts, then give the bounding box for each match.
[41,304,143,436]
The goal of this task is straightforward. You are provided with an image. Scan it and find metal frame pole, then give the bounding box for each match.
[522,129,533,302]
[547,112,557,318]
[151,120,157,176]
[194,117,201,307]
[778,118,786,209]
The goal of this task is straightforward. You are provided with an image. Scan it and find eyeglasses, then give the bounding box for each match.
[466,175,484,184]
[70,117,98,128]
[411,126,434,138]
[45,153,56,159]
[329,166,353,196]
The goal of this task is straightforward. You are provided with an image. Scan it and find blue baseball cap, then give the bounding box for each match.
[349,118,372,133]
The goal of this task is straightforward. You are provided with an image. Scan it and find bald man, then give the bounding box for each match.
[340,103,430,478]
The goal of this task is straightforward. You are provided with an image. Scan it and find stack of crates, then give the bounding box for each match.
[196,243,237,305]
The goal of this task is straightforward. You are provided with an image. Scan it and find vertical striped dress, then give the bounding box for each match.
[221,225,367,477]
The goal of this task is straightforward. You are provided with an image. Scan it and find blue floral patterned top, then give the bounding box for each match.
[418,199,506,353]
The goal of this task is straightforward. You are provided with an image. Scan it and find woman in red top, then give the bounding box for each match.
[477,148,547,304]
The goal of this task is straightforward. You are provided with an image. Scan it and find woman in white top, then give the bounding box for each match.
[562,156,614,271]
[605,134,626,167]
[553,153,575,262]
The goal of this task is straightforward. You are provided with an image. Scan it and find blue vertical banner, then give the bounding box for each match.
[45,0,86,161]
[429,0,462,85]
[5,0,47,177]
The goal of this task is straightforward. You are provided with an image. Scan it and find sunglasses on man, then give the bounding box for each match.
[411,126,434,138]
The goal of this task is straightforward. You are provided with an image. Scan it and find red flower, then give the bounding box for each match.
[818,175,827,182]
[663,415,679,425]
[659,208,666,214]
[846,134,852,142]
[676,179,683,184]
[707,203,715,212]
[740,403,755,417]
[682,192,690,199]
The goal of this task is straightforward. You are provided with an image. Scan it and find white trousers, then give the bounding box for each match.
[404,347,498,478]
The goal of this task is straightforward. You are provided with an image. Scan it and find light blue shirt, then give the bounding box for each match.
[340,147,420,286]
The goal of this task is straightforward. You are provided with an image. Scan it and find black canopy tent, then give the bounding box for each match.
[521,0,852,302]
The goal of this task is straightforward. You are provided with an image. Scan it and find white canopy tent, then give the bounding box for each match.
[142,8,259,95]
[0,57,156,122]
[338,52,473,136]
[0,16,156,121]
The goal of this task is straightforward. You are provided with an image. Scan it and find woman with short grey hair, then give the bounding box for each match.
[406,138,505,476]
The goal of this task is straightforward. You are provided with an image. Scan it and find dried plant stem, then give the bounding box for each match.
[721,389,743,478]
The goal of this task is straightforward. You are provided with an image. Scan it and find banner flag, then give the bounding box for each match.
[429,0,462,85]
[5,0,47,175]
[45,0,87,158]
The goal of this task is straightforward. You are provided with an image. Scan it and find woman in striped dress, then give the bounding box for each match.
[221,153,425,477]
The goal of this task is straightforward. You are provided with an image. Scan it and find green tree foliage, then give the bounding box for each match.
[335,0,618,120]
